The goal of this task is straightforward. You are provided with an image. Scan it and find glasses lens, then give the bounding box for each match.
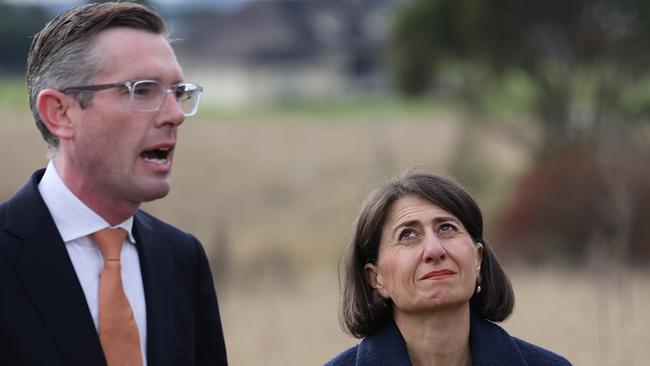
[175,83,202,116]
[131,81,165,112]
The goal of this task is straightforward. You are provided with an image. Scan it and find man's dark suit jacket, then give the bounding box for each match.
[325,310,572,366]
[0,170,228,366]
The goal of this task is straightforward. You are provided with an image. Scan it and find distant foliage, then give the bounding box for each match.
[392,0,650,152]
[392,0,650,265]
[496,147,650,265]
[392,0,438,96]
[0,4,49,74]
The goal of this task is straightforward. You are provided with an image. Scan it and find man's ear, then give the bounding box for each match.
[364,263,389,299]
[36,89,77,141]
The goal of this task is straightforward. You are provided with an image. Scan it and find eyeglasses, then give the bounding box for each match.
[60,79,204,116]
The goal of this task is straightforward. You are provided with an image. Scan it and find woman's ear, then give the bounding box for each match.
[475,242,484,272]
[36,89,77,141]
[364,263,389,298]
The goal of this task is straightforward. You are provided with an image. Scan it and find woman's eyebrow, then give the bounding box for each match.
[432,216,461,224]
[392,219,419,233]
[391,215,462,235]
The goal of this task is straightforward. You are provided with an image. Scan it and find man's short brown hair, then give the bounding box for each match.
[26,1,165,148]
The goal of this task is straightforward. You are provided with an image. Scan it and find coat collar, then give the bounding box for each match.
[355,310,528,366]
[469,310,527,366]
[355,316,411,365]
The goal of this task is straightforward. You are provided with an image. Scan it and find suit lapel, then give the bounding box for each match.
[134,212,174,366]
[5,171,106,366]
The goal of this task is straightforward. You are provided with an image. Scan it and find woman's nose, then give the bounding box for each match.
[422,234,446,263]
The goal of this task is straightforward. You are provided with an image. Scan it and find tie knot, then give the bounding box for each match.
[91,228,127,261]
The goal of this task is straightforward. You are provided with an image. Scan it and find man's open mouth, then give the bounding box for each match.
[141,147,171,165]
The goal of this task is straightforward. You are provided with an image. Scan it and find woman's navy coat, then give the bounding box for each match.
[325,311,571,366]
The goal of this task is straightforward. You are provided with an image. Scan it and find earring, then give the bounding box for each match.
[476,284,482,294]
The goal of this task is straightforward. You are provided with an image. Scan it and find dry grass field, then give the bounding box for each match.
[218,267,650,366]
[1,105,648,365]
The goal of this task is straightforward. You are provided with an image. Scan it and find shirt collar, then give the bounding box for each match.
[37,161,135,243]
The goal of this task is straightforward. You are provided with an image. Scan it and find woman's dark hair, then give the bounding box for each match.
[339,172,515,339]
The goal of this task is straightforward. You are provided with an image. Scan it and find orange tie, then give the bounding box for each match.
[91,228,143,366]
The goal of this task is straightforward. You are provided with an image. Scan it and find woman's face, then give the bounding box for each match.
[365,195,483,315]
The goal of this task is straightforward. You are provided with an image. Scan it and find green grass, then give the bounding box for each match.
[0,76,458,122]
[0,74,537,125]
[0,77,28,109]
[197,94,466,124]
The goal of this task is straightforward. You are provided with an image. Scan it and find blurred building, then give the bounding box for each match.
[0,0,395,106]
[171,0,394,107]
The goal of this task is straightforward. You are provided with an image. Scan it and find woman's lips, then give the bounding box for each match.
[420,269,457,280]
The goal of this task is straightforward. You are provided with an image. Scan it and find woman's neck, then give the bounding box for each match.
[394,306,472,366]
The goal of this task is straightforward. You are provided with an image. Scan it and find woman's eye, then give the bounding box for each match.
[398,229,417,241]
[438,222,458,235]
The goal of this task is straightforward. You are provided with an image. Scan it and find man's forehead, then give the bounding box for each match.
[90,27,183,81]
[92,27,170,50]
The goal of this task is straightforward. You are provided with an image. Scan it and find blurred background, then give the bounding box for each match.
[1,0,649,364]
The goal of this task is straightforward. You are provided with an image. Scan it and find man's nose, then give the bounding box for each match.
[157,92,185,127]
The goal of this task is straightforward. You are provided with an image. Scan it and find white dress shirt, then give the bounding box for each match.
[38,161,148,365]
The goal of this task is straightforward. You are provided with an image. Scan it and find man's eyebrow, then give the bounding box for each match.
[129,77,185,85]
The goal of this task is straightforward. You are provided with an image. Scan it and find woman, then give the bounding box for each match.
[325,173,570,366]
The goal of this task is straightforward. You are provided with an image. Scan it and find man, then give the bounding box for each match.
[0,2,227,366]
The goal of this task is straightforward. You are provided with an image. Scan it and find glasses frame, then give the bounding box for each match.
[60,79,204,116]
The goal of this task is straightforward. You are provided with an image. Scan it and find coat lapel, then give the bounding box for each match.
[5,171,106,366]
[134,211,174,366]
[355,312,529,366]
[356,317,412,366]
[470,310,528,365]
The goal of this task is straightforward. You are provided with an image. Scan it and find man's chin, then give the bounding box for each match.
[143,191,169,202]
[133,183,171,203]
